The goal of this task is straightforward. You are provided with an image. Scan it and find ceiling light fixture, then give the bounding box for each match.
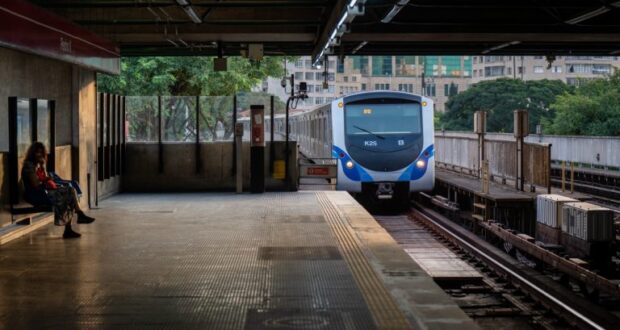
[313,0,366,66]
[351,41,367,54]
[175,0,202,24]
[481,41,521,54]
[381,0,410,23]
[564,2,620,25]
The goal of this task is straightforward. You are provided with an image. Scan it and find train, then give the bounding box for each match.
[276,91,435,201]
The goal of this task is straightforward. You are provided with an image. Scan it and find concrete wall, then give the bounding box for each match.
[0,47,73,151]
[0,46,113,224]
[123,141,298,192]
[436,131,620,168]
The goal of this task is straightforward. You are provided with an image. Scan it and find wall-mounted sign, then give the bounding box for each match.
[0,0,120,74]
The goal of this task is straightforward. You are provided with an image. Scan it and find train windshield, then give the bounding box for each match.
[345,103,422,136]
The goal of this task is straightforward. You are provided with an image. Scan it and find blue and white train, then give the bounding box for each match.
[282,91,435,200]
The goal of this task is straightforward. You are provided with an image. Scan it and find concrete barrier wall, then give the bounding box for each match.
[530,135,620,168]
[436,131,620,168]
[435,131,551,187]
[123,141,298,192]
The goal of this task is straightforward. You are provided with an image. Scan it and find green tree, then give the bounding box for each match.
[546,72,620,136]
[442,78,572,132]
[97,56,289,141]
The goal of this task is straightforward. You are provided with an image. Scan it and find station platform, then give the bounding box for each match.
[0,191,476,329]
[436,168,591,202]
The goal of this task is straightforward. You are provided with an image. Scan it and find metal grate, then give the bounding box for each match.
[258,246,342,261]
[245,308,348,330]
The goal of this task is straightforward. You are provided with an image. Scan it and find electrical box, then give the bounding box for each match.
[473,111,486,134]
[251,105,265,147]
[248,44,263,61]
[514,110,529,138]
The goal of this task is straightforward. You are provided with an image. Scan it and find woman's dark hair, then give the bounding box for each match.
[24,142,47,165]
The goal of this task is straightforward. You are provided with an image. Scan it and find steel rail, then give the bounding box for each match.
[411,205,606,330]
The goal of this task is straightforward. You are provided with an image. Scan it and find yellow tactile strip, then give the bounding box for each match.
[317,192,412,330]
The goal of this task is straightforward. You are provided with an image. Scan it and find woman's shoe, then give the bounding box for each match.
[63,225,81,239]
[77,211,96,224]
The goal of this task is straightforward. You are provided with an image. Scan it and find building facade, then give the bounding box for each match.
[261,55,620,113]
[471,56,620,85]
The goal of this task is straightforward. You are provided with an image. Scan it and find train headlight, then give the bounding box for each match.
[346,161,354,169]
[416,159,426,168]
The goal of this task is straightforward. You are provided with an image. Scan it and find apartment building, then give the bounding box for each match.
[334,55,472,112]
[472,55,620,85]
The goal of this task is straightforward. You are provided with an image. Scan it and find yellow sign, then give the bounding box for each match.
[273,160,286,179]
[363,108,372,115]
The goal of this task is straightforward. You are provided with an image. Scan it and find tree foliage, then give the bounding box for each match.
[442,78,572,132]
[545,72,620,136]
[97,56,289,141]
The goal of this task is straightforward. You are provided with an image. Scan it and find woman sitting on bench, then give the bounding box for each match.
[22,142,95,239]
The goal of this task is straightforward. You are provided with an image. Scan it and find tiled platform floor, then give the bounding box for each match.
[0,192,476,329]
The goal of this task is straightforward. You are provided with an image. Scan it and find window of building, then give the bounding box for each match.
[316,85,323,93]
[315,72,323,80]
[552,66,562,73]
[375,83,390,90]
[315,97,324,105]
[328,85,335,93]
[343,76,348,82]
[295,59,304,68]
[533,56,544,60]
[305,60,312,69]
[592,64,611,74]
[352,56,369,75]
[395,56,418,76]
[305,72,314,80]
[484,66,505,77]
[444,83,458,96]
[294,72,303,80]
[361,83,367,91]
[425,83,436,97]
[507,67,512,75]
[306,84,314,92]
[518,66,525,74]
[372,56,393,76]
[328,73,335,81]
[337,60,344,73]
[352,76,357,82]
[534,66,544,73]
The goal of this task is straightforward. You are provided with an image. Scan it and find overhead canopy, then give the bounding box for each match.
[33,0,620,59]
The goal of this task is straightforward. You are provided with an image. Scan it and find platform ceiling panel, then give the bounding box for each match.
[32,0,620,56]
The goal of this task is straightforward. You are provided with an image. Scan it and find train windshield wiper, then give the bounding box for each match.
[353,125,385,140]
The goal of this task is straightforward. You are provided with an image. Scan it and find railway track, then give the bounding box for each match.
[393,203,620,329]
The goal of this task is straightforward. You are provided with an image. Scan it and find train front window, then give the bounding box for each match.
[345,103,422,136]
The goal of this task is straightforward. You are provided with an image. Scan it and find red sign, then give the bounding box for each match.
[307,167,329,176]
[250,105,265,147]
[0,0,120,74]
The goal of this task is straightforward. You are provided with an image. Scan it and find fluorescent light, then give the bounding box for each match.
[166,38,179,47]
[348,0,358,8]
[352,41,367,54]
[381,0,409,23]
[176,0,202,23]
[565,6,610,24]
[481,41,520,54]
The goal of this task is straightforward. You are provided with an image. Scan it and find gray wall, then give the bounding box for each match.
[1,46,115,227]
[123,141,298,192]
[0,47,73,151]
